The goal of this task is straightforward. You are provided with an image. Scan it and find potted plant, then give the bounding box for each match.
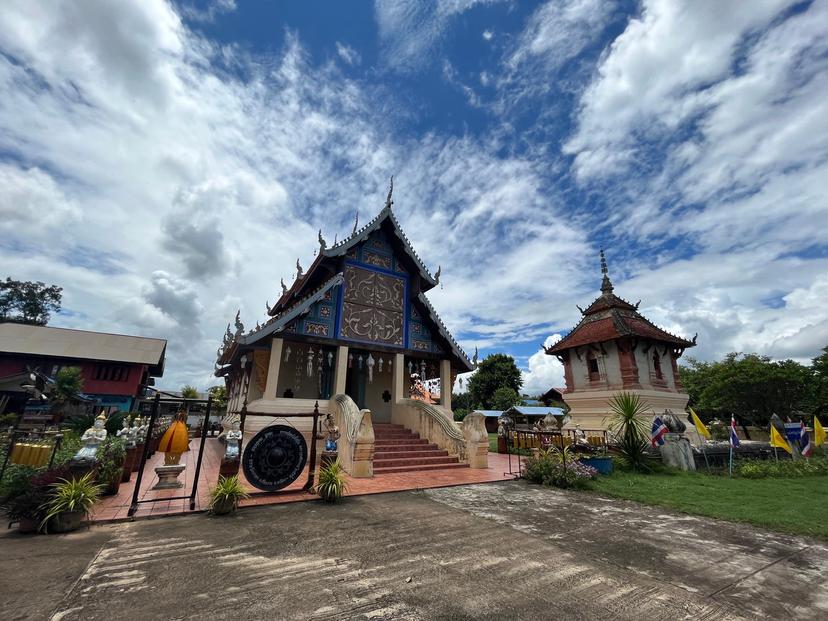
[314,459,348,503]
[0,464,69,533]
[41,472,102,533]
[578,448,614,475]
[96,436,126,495]
[208,475,250,515]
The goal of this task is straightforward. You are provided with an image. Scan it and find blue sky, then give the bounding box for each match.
[1,0,827,393]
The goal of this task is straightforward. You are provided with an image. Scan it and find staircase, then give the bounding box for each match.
[372,423,469,474]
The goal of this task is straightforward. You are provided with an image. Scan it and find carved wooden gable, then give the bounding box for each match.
[339,263,405,346]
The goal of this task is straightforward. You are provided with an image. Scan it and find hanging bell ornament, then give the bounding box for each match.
[348,353,353,368]
[284,346,291,362]
[327,351,334,367]
[378,357,384,373]
[367,353,375,383]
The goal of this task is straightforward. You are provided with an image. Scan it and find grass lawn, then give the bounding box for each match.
[591,470,828,539]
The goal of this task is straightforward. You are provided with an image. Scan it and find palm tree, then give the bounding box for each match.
[605,392,652,472]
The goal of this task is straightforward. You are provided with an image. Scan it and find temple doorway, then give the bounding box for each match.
[344,348,393,422]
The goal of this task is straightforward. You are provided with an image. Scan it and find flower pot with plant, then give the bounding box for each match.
[0,464,70,533]
[96,437,126,495]
[208,475,250,515]
[314,459,348,503]
[41,472,102,533]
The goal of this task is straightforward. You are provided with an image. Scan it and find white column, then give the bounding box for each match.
[333,345,349,396]
[263,337,283,399]
[392,353,405,403]
[440,359,452,411]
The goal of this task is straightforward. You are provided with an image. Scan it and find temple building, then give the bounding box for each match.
[544,251,696,430]
[215,182,488,477]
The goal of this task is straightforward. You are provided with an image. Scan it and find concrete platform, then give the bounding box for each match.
[2,480,825,620]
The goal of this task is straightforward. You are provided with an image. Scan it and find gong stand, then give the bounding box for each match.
[239,402,321,499]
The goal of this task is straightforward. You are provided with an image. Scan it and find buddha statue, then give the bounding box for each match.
[73,412,108,463]
[223,420,242,462]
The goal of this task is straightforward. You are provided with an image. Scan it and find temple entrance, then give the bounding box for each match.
[344,348,393,422]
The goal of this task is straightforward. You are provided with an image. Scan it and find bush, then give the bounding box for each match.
[0,464,73,528]
[737,457,828,479]
[523,447,598,490]
[96,437,126,490]
[453,409,469,422]
[605,392,651,472]
[314,459,348,502]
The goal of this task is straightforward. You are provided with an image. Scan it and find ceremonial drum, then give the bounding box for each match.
[242,425,308,491]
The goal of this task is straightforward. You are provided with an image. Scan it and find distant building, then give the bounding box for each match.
[0,322,166,417]
[540,387,565,406]
[544,251,696,430]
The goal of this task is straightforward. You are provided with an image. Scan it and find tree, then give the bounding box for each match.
[208,385,228,409]
[679,353,813,427]
[181,385,199,399]
[811,347,828,415]
[492,387,521,411]
[0,278,62,325]
[51,367,84,406]
[467,354,523,410]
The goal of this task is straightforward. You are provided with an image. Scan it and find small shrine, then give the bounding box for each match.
[545,250,696,430]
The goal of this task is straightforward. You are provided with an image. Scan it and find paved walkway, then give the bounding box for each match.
[94,438,519,521]
[3,480,825,620]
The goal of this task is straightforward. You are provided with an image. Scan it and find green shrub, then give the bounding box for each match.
[604,392,651,472]
[737,457,828,479]
[96,437,126,489]
[315,459,348,502]
[40,472,103,531]
[208,475,250,515]
[523,447,598,490]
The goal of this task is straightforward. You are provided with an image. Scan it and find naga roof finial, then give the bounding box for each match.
[352,210,359,235]
[333,233,338,246]
[280,278,287,296]
[296,258,303,279]
[472,346,479,367]
[599,248,614,295]
[385,176,394,210]
[265,300,272,314]
[434,264,441,284]
[318,229,326,250]
[234,310,244,337]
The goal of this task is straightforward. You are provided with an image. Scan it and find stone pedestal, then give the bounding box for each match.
[132,444,145,471]
[659,433,696,471]
[219,459,240,478]
[321,451,338,469]
[152,464,185,489]
[121,447,137,482]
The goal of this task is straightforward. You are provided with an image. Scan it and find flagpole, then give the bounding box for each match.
[701,438,711,474]
[729,442,733,478]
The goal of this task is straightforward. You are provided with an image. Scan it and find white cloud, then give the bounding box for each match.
[482,29,493,41]
[335,41,361,66]
[522,335,565,395]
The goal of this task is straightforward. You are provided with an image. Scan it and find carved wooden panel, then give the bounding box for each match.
[340,265,405,346]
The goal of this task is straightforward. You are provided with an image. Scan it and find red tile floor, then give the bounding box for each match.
[92,438,521,523]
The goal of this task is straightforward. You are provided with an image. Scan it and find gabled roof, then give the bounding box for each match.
[414,292,473,372]
[0,322,166,375]
[546,251,695,355]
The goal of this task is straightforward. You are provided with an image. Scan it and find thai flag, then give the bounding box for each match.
[730,415,741,448]
[651,417,668,447]
[800,422,813,457]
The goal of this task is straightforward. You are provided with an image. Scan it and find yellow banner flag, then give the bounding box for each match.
[770,426,793,454]
[815,416,825,447]
[688,407,711,440]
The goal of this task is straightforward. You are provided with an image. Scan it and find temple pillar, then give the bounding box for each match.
[334,345,349,395]
[392,352,405,403]
[263,337,283,399]
[440,359,452,411]
[670,354,683,392]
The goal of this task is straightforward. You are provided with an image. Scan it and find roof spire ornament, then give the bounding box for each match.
[333,233,338,246]
[265,300,272,314]
[434,264,441,284]
[599,248,614,295]
[385,176,394,210]
[280,278,287,296]
[352,211,359,235]
[234,310,244,337]
[472,347,479,368]
[318,229,327,250]
[296,258,304,279]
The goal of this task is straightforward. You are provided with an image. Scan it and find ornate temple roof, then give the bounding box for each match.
[545,250,696,355]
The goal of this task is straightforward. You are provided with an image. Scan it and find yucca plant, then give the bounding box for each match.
[315,459,348,503]
[208,475,250,515]
[605,392,652,472]
[40,472,103,532]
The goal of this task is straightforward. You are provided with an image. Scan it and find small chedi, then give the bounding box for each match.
[72,411,108,465]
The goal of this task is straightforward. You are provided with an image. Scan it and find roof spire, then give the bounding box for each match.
[352,210,359,235]
[600,248,614,295]
[385,176,394,210]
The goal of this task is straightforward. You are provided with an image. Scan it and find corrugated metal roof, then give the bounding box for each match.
[0,322,166,373]
[505,406,566,416]
[473,409,504,418]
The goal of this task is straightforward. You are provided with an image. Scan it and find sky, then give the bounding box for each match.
[1,0,827,395]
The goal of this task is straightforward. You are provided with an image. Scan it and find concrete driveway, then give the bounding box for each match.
[1,480,825,620]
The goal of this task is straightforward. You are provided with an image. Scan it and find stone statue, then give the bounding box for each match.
[662,409,687,434]
[223,420,242,462]
[73,412,108,463]
[117,418,135,449]
[323,413,340,452]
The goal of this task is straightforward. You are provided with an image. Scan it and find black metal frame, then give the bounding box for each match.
[238,401,322,499]
[0,429,63,481]
[128,392,214,516]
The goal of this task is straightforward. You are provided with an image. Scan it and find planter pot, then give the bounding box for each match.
[17,517,40,534]
[49,510,85,533]
[210,498,237,515]
[579,456,614,475]
[104,478,121,496]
